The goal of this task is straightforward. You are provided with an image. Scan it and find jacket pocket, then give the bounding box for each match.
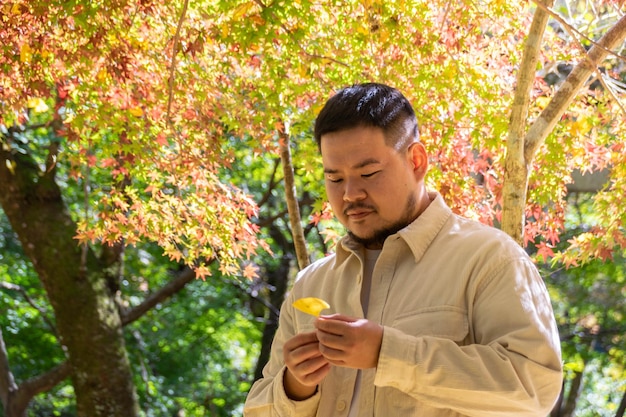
[391,306,468,342]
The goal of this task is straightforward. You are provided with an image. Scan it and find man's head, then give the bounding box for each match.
[314,83,431,249]
[314,82,419,152]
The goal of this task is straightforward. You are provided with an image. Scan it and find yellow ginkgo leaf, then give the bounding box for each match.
[292,297,330,317]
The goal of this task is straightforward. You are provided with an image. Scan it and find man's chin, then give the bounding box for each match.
[347,230,387,249]
[348,220,412,248]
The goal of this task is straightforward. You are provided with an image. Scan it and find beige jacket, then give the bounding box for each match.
[244,193,562,416]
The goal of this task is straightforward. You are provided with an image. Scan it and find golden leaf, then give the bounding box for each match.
[233,1,254,19]
[292,297,330,317]
[20,43,33,63]
[129,106,144,117]
[27,98,49,113]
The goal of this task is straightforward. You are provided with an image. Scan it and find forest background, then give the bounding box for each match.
[1,0,626,416]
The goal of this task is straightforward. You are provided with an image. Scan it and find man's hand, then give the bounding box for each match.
[315,314,383,369]
[283,331,331,400]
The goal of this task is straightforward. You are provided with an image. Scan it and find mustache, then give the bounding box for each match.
[343,203,376,216]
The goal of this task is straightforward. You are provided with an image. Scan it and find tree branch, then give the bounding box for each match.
[226,275,280,317]
[279,131,310,270]
[524,12,626,164]
[0,282,57,336]
[121,265,197,325]
[2,325,71,416]
[0,327,18,408]
[15,362,70,404]
[501,0,555,244]
[616,388,626,417]
[533,0,626,116]
[166,0,190,123]
[256,158,281,209]
[532,0,626,64]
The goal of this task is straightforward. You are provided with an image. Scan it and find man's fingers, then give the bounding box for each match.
[292,354,331,382]
[285,330,319,347]
[314,318,384,369]
[317,329,352,350]
[317,344,347,365]
[315,315,357,336]
[285,338,322,367]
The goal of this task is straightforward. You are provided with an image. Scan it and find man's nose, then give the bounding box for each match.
[343,178,367,202]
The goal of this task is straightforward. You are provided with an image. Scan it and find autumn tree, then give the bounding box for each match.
[2,0,626,415]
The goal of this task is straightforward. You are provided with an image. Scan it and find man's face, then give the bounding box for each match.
[321,125,426,249]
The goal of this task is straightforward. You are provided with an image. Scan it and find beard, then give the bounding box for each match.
[347,193,417,248]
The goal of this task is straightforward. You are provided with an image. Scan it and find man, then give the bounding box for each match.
[244,82,562,416]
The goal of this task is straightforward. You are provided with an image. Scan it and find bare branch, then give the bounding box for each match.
[524,13,626,164]
[279,131,310,270]
[257,158,281,209]
[534,1,626,116]
[226,276,280,317]
[166,0,190,123]
[0,327,18,407]
[16,362,70,403]
[594,72,626,114]
[532,0,626,64]
[0,282,57,336]
[1,360,70,417]
[121,266,197,325]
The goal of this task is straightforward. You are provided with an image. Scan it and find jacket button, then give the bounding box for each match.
[337,400,346,411]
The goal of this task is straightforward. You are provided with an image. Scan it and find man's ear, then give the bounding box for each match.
[408,142,428,179]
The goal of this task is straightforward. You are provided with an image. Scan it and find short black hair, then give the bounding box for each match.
[313,82,419,151]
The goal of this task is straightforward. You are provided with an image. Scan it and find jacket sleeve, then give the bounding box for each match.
[374,258,563,417]
[243,293,321,417]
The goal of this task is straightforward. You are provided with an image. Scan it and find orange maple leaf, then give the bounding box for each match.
[242,263,259,280]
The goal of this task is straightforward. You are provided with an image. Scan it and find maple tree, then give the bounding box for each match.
[1,0,626,415]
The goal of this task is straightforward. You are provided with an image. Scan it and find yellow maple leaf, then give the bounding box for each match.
[20,43,33,63]
[129,106,144,117]
[27,97,49,113]
[233,1,254,19]
[292,297,330,317]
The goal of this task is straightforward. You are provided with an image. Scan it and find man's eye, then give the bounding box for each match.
[362,171,380,178]
[327,177,343,183]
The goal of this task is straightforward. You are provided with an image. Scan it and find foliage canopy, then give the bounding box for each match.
[1,0,626,415]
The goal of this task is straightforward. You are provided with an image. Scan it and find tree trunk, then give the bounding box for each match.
[0,145,139,416]
[616,389,626,417]
[501,0,554,244]
[253,244,291,381]
[253,134,311,379]
[550,379,565,417]
[279,131,310,270]
[561,370,583,417]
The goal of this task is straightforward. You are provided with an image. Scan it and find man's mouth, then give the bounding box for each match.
[345,206,375,220]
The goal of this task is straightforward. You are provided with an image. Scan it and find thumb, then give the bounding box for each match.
[317,313,358,323]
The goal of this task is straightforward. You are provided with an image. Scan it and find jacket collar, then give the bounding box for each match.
[333,192,451,268]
